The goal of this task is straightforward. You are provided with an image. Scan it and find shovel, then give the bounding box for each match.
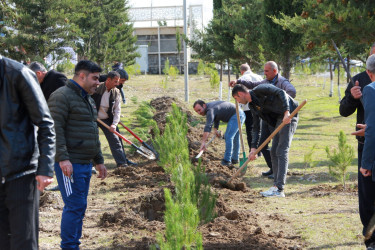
[223,100,307,188]
[118,121,159,160]
[235,100,247,172]
[195,134,217,159]
[97,119,156,160]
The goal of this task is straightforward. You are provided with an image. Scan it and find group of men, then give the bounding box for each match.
[193,44,375,247]
[194,61,298,198]
[0,56,132,249]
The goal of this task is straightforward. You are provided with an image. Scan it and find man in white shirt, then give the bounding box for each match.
[238,64,263,159]
[92,71,134,167]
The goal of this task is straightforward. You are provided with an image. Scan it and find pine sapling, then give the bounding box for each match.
[325,130,354,189]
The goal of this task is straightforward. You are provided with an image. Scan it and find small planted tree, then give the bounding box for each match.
[325,131,355,189]
[303,144,317,176]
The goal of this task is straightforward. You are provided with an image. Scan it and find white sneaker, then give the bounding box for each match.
[260,186,277,196]
[264,190,285,198]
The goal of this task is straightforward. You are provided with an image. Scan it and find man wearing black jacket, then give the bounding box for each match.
[29,61,67,100]
[0,55,56,249]
[339,44,375,248]
[232,84,298,198]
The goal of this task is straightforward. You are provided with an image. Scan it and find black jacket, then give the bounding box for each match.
[0,55,56,181]
[41,70,67,100]
[248,84,299,148]
[339,71,371,143]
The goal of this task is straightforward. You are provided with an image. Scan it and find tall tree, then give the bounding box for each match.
[273,0,375,62]
[74,0,138,70]
[0,0,78,62]
[262,0,304,79]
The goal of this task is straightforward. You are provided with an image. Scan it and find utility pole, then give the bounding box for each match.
[183,0,189,102]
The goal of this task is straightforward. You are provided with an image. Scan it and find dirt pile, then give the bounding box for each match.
[94,96,303,249]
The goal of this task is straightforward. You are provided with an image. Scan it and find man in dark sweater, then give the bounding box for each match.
[232,84,298,198]
[339,44,375,248]
[29,61,67,100]
[193,100,245,166]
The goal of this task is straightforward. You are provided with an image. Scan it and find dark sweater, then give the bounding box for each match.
[339,71,372,143]
[41,70,67,100]
[204,101,236,132]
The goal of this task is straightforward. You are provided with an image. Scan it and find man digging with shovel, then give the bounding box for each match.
[232,84,299,198]
[193,100,245,166]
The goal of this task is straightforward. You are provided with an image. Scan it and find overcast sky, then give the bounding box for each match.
[127,0,213,27]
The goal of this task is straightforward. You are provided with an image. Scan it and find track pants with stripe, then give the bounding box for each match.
[55,163,92,250]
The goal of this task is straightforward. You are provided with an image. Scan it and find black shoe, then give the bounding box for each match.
[221,159,231,166]
[117,163,128,168]
[267,174,274,179]
[92,167,97,174]
[262,169,273,177]
[127,159,137,166]
[231,159,239,164]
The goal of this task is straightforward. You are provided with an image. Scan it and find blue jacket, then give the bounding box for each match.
[361,81,375,181]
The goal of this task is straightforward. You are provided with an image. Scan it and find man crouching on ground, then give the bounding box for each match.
[48,60,107,249]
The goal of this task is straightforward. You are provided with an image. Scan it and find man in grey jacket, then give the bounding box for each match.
[0,55,56,249]
[193,100,245,166]
[232,84,298,198]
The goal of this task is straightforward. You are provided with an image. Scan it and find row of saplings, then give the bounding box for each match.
[151,104,217,249]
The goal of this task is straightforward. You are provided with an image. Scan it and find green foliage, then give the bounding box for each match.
[0,0,78,61]
[73,0,139,69]
[130,96,138,104]
[132,101,156,142]
[303,144,317,175]
[192,162,217,224]
[124,64,141,76]
[154,103,216,248]
[56,59,75,74]
[325,131,355,189]
[209,70,220,89]
[156,189,202,250]
[197,60,205,76]
[169,66,179,80]
[163,58,171,75]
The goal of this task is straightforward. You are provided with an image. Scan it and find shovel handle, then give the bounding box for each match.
[228,99,307,183]
[118,121,143,143]
[235,100,246,154]
[97,119,133,145]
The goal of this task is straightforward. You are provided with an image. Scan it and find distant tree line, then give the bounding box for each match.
[0,0,138,70]
[190,0,375,78]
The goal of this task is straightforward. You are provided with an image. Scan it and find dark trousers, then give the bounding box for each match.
[358,143,375,246]
[259,120,273,170]
[244,110,253,149]
[97,118,127,166]
[0,174,39,250]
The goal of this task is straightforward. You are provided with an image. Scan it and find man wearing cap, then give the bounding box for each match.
[116,68,128,104]
[92,71,135,167]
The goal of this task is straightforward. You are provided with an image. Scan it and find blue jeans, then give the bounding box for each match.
[55,163,92,250]
[224,111,245,162]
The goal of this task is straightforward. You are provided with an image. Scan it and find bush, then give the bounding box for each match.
[209,70,220,89]
[325,131,355,189]
[124,63,141,76]
[197,60,205,76]
[56,59,75,74]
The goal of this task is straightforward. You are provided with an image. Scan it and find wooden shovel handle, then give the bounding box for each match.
[228,99,307,183]
[235,100,246,154]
